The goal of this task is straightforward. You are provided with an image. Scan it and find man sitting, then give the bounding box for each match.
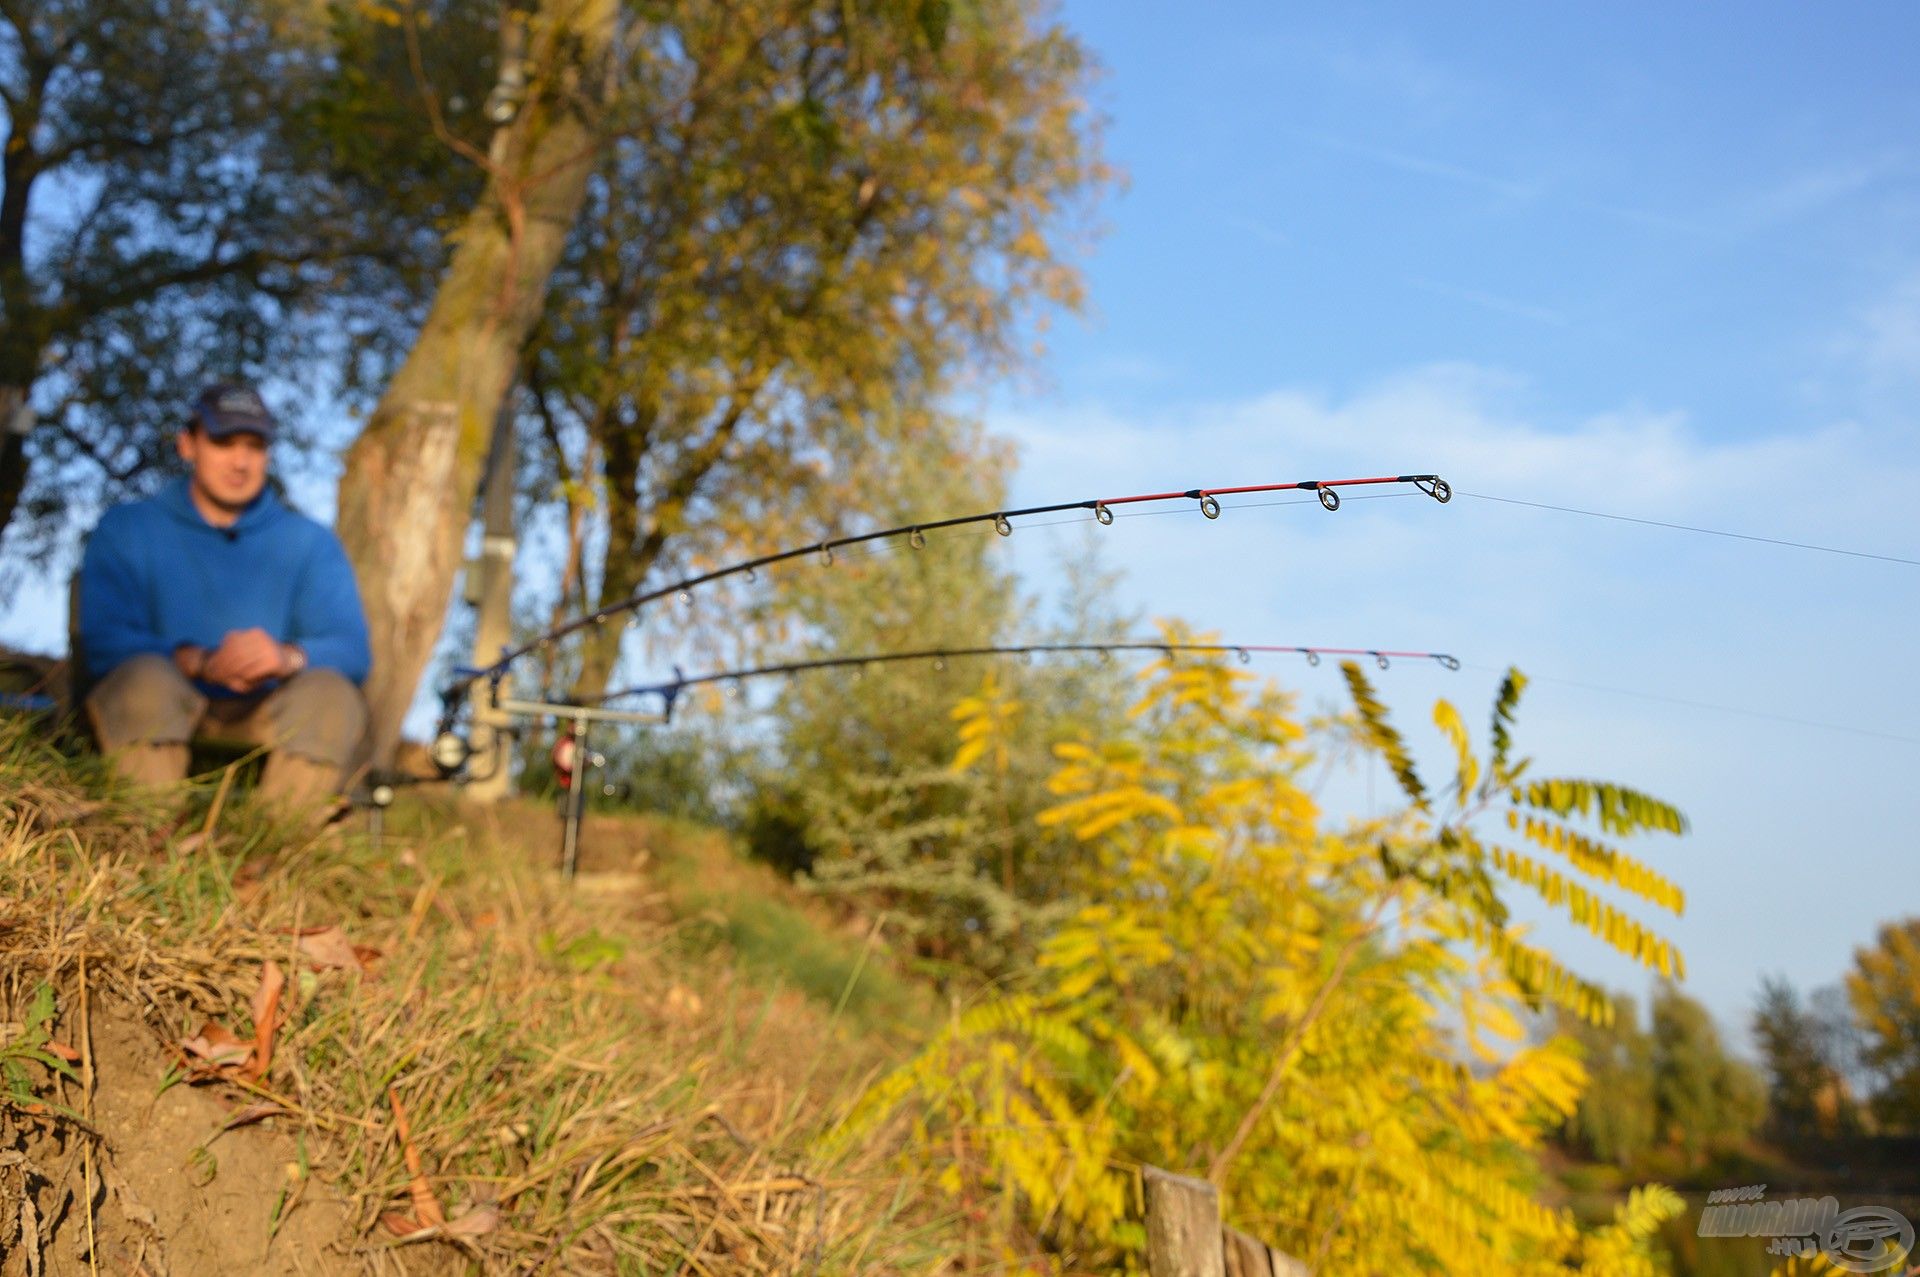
[78,383,371,814]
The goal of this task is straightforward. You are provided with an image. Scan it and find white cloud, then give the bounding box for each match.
[1004,362,1903,524]
[1853,272,1920,386]
[1311,37,1482,122]
[1737,153,1911,232]
[1292,129,1541,203]
[1402,277,1569,328]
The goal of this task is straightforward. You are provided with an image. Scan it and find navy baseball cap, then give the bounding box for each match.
[191,383,278,441]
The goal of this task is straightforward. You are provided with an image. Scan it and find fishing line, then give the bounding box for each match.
[723,491,1425,584]
[438,472,1452,727]
[602,641,1463,719]
[1460,663,1920,747]
[1458,491,1920,567]
[607,488,1440,709]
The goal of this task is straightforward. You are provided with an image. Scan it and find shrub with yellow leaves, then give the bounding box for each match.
[829,624,1692,1273]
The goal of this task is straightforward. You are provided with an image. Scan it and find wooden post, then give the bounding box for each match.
[464,398,518,801]
[1222,1227,1274,1277]
[1144,1166,1225,1277]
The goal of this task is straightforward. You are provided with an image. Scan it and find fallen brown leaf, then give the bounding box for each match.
[445,1201,500,1237]
[388,1086,445,1228]
[44,1039,80,1064]
[291,925,376,973]
[233,856,273,904]
[379,1201,499,1244]
[219,1101,288,1132]
[180,1022,251,1073]
[244,961,285,1080]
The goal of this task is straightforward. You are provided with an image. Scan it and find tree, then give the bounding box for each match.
[1563,994,1658,1168]
[0,0,383,564]
[1846,916,1920,1131]
[769,453,1135,971]
[333,0,618,763]
[1649,983,1764,1166]
[835,652,1694,1272]
[335,0,1106,761]
[1753,976,1859,1138]
[512,0,1106,709]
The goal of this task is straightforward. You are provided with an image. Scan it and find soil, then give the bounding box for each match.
[1,995,354,1277]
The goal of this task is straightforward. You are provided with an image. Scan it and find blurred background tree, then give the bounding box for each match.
[0,0,441,569]
[1649,983,1766,1169]
[1847,915,1920,1132]
[3,0,1108,764]
[1558,984,1764,1175]
[1562,994,1658,1169]
[1753,975,1863,1138]
[514,0,1105,709]
[332,0,1107,759]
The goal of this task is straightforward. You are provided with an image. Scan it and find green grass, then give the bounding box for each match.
[670,877,929,1035]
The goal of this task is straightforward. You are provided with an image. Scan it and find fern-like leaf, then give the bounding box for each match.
[1432,698,1479,802]
[1489,667,1528,785]
[1341,660,1429,811]
[1513,778,1688,838]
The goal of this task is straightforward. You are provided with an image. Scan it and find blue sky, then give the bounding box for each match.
[982,1,1920,1039]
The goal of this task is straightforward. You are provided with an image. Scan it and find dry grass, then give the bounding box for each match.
[0,719,963,1274]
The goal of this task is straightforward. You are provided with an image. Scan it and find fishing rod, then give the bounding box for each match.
[435,471,1454,730]
[598,641,1464,720]
[425,638,1461,867]
[429,639,1458,764]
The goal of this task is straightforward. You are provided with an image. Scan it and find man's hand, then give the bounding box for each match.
[202,627,286,694]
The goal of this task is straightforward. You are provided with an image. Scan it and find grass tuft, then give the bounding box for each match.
[0,719,959,1273]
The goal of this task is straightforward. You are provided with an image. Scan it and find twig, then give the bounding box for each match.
[80,958,98,1277]
[199,757,243,850]
[1207,895,1389,1186]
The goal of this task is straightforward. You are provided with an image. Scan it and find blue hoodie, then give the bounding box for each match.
[79,477,371,692]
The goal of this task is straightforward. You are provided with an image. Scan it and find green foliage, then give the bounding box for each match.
[0,0,441,563]
[1649,985,1766,1167]
[511,0,1109,701]
[1562,995,1659,1168]
[1,982,78,1119]
[755,420,1020,798]
[1560,987,1762,1176]
[731,443,1133,973]
[536,928,627,972]
[797,764,1039,971]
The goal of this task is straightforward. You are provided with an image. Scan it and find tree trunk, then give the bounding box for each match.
[0,403,30,538]
[568,398,752,703]
[570,419,646,701]
[0,67,44,545]
[334,0,616,764]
